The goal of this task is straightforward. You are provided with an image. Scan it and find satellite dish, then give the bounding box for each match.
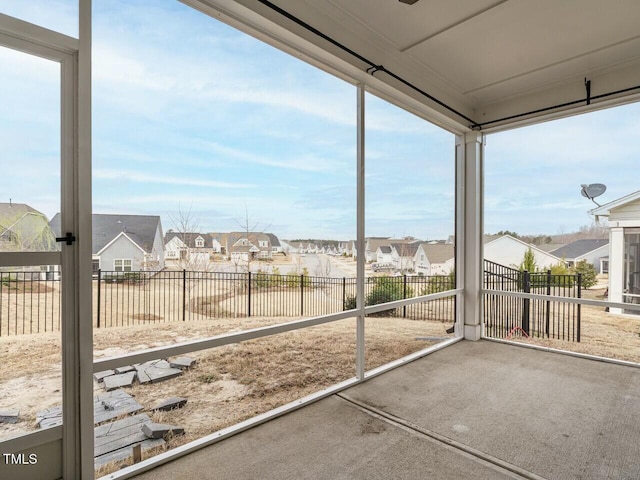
[580,183,607,206]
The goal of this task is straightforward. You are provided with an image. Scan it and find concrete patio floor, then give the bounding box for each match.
[134,340,640,480]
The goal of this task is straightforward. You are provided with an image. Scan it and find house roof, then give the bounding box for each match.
[419,244,455,264]
[365,238,391,252]
[165,232,214,249]
[536,243,566,253]
[0,203,41,225]
[590,189,640,217]
[550,239,609,260]
[391,242,421,257]
[378,245,392,254]
[266,233,281,247]
[226,232,271,253]
[50,213,161,254]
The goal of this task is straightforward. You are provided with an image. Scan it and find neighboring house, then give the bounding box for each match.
[280,240,296,254]
[222,232,273,262]
[484,235,562,270]
[364,237,391,263]
[391,242,421,272]
[591,189,640,313]
[229,239,260,265]
[414,243,455,276]
[550,239,609,273]
[266,233,283,254]
[376,245,393,264]
[51,213,165,273]
[164,231,221,265]
[0,202,57,252]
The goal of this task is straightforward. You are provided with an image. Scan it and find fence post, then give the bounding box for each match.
[97,269,101,329]
[342,277,346,311]
[522,270,530,335]
[182,269,186,322]
[545,269,551,336]
[248,271,252,317]
[300,274,304,316]
[577,273,582,342]
[403,275,407,318]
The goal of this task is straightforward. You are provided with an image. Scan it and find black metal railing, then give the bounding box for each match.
[0,269,457,335]
[0,271,61,336]
[0,264,583,340]
[483,260,581,342]
[94,270,456,328]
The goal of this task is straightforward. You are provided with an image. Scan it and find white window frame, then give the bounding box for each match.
[114,259,132,272]
[195,237,204,248]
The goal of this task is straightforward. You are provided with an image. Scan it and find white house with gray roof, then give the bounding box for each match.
[415,243,455,276]
[550,239,609,274]
[51,213,165,273]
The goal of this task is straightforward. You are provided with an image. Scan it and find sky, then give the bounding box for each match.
[1,0,639,241]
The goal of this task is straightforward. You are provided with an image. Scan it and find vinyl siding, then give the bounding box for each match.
[100,235,145,271]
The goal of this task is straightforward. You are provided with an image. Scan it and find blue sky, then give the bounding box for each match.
[1,0,639,241]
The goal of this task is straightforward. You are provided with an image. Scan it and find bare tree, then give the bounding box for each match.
[314,255,332,277]
[230,205,271,273]
[168,204,213,272]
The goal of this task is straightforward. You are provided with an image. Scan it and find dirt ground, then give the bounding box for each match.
[0,312,453,475]
[1,285,639,476]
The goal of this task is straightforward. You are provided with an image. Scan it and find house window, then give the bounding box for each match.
[259,240,268,248]
[195,237,204,248]
[92,258,100,275]
[601,259,609,274]
[114,259,132,272]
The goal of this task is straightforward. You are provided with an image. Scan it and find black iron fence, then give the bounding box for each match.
[0,269,456,335]
[0,264,584,340]
[95,270,456,328]
[0,271,61,336]
[483,260,581,342]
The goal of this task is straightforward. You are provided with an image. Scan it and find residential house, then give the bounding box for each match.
[376,245,393,264]
[0,202,57,252]
[445,234,563,271]
[164,231,222,265]
[484,235,562,270]
[51,213,165,274]
[591,190,640,313]
[364,237,391,262]
[390,241,421,272]
[223,232,274,263]
[550,239,609,273]
[414,243,455,276]
[266,233,283,254]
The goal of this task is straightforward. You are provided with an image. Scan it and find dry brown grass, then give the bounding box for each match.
[508,287,640,362]
[0,313,451,473]
[3,287,639,476]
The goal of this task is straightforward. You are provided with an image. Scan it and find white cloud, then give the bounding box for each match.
[93,169,254,189]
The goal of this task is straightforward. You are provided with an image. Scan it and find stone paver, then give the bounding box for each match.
[0,409,20,424]
[151,397,188,412]
[142,422,185,439]
[103,371,137,391]
[94,370,115,382]
[135,360,183,384]
[170,357,196,369]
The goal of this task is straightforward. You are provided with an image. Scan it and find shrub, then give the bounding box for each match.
[421,271,455,295]
[572,260,598,289]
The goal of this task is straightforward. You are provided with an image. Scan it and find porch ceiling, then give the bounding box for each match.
[203,0,640,131]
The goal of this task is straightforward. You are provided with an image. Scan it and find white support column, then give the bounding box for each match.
[457,131,484,340]
[609,227,624,314]
[355,84,365,379]
[67,1,93,478]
